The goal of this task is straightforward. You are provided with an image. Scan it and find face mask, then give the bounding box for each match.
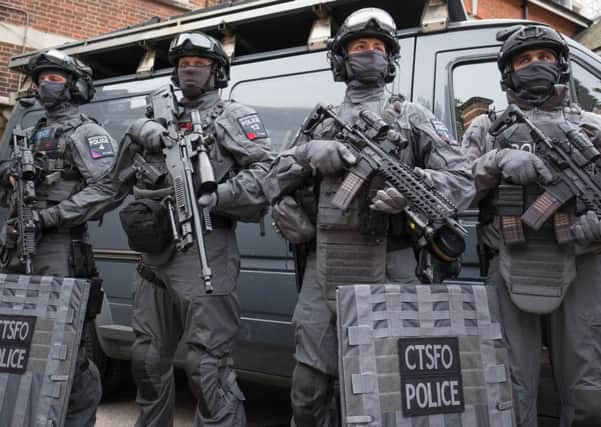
[346,50,389,85]
[37,81,71,111]
[511,61,561,104]
[177,65,213,98]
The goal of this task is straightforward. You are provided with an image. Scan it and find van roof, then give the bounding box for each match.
[9,0,470,79]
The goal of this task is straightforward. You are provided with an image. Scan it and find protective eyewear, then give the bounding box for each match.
[344,8,396,33]
[170,33,215,50]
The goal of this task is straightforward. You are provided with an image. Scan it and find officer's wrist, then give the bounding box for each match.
[38,207,58,229]
[216,182,232,208]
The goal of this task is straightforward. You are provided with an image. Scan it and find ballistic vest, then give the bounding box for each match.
[337,283,515,427]
[0,273,92,427]
[30,115,89,207]
[489,111,583,314]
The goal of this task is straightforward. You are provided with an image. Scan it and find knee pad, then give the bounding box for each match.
[185,346,245,420]
[131,336,172,400]
[573,389,601,426]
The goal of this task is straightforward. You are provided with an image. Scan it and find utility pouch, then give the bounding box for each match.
[499,224,576,314]
[496,183,526,245]
[119,199,172,253]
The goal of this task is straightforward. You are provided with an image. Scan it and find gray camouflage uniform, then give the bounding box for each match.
[0,105,118,427]
[462,86,601,427]
[264,84,474,426]
[116,89,274,427]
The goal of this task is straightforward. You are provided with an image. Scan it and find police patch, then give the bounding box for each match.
[237,114,268,140]
[431,119,456,145]
[87,135,114,159]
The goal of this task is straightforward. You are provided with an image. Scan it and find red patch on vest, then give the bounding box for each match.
[179,122,192,132]
[245,132,257,140]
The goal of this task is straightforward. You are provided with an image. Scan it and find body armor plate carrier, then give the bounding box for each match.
[317,177,388,310]
[0,273,92,427]
[337,284,515,427]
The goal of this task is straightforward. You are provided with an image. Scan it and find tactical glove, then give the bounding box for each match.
[571,210,601,246]
[198,193,218,210]
[139,120,167,153]
[370,187,408,214]
[0,161,14,187]
[495,148,553,185]
[298,140,356,175]
[272,196,315,244]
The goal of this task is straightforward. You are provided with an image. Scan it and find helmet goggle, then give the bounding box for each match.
[344,8,396,34]
[170,33,216,51]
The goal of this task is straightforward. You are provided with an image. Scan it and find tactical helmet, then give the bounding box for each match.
[26,49,95,103]
[328,8,400,83]
[496,24,570,91]
[168,32,230,88]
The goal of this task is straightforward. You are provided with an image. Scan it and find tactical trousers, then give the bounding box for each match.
[1,230,102,427]
[131,228,246,427]
[291,248,418,427]
[488,253,601,427]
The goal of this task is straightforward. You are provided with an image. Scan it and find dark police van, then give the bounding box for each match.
[4,0,601,423]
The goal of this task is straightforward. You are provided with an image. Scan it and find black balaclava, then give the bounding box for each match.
[37,70,72,112]
[510,61,561,106]
[177,64,214,100]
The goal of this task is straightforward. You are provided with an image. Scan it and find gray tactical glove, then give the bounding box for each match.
[198,193,218,210]
[139,120,167,153]
[571,210,601,246]
[370,187,408,214]
[495,148,553,185]
[297,140,356,175]
[272,195,315,244]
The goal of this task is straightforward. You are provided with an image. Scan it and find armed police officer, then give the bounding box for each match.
[113,32,274,427]
[264,8,473,426]
[0,50,118,426]
[462,25,601,426]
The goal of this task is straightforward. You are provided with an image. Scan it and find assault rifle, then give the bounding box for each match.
[146,84,217,293]
[11,127,37,274]
[489,104,601,231]
[302,103,467,276]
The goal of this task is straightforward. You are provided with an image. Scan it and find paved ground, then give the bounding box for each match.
[96,370,291,427]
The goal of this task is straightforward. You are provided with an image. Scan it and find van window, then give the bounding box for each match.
[572,62,601,114]
[451,61,506,140]
[230,71,345,152]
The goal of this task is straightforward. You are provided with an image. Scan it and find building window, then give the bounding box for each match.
[451,61,506,140]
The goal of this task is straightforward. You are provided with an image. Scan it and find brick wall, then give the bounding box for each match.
[464,0,580,36]
[0,0,218,99]
[0,42,27,98]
